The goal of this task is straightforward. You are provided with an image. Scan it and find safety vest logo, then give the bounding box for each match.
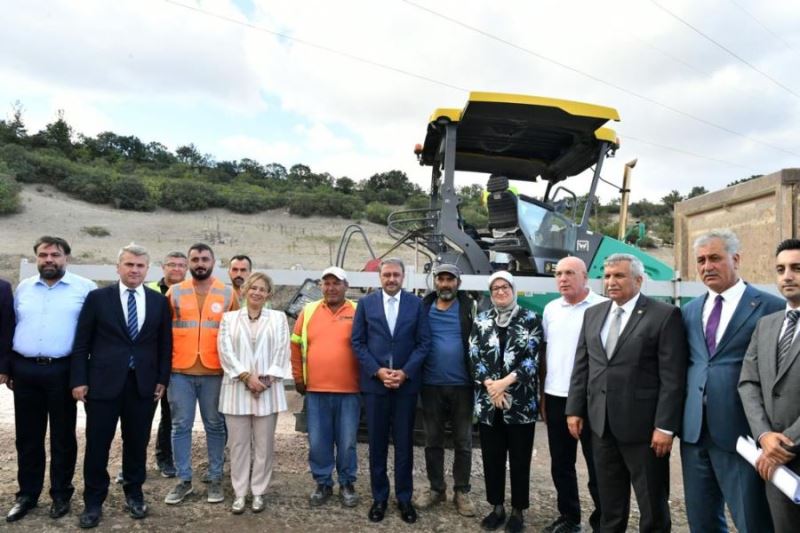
[211,302,223,313]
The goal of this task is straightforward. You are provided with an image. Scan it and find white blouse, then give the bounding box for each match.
[217,308,292,416]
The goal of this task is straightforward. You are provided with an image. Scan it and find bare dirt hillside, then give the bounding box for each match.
[0,185,404,283]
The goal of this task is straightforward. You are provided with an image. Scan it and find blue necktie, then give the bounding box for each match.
[127,289,138,368]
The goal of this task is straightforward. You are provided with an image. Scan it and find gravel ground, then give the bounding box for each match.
[0,390,709,532]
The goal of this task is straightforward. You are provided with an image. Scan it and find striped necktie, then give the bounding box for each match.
[777,310,800,373]
[127,289,138,368]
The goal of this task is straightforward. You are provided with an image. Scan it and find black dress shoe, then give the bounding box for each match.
[368,500,387,522]
[125,498,148,519]
[78,508,102,529]
[398,501,417,524]
[6,497,37,522]
[49,498,70,519]
[505,513,524,533]
[481,508,507,531]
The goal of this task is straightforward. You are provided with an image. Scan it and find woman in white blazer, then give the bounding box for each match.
[217,272,291,514]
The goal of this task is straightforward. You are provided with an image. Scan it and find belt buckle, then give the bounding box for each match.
[35,356,53,365]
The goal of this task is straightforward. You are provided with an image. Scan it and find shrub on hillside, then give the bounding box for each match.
[159,180,221,211]
[223,184,272,214]
[377,189,405,205]
[9,148,74,185]
[0,174,22,214]
[111,176,156,211]
[365,202,393,225]
[58,171,113,204]
[288,191,364,218]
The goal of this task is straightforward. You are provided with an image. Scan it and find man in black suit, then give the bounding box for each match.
[0,278,13,388]
[566,253,688,533]
[70,243,172,529]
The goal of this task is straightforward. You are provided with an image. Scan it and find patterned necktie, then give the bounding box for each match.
[777,309,800,373]
[705,294,724,355]
[605,307,624,358]
[127,289,138,368]
[387,296,398,335]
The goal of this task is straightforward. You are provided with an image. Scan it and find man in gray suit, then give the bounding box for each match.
[566,253,688,533]
[739,238,800,532]
[681,230,781,532]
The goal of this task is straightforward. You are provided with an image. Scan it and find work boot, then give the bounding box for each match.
[340,483,359,508]
[309,484,333,507]
[413,488,446,509]
[454,490,475,517]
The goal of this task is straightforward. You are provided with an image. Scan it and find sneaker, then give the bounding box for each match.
[252,495,265,513]
[164,481,194,505]
[453,490,475,517]
[413,488,446,509]
[310,484,333,507]
[231,496,246,515]
[157,461,177,478]
[543,516,568,533]
[340,483,359,508]
[207,480,224,503]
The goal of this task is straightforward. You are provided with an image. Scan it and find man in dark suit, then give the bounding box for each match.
[0,278,13,388]
[70,243,172,529]
[566,253,688,533]
[351,257,431,524]
[740,238,800,533]
[682,230,781,532]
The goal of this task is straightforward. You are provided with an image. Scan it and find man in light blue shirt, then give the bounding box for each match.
[6,236,96,523]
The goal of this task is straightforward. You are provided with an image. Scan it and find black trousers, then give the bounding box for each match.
[152,395,173,464]
[545,394,601,523]
[478,410,535,510]
[592,426,671,533]
[83,371,153,508]
[420,385,473,493]
[12,355,77,502]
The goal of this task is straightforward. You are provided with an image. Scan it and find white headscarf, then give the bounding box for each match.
[489,271,519,327]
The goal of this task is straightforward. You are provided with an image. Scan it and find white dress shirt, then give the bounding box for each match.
[382,290,402,329]
[542,289,607,397]
[119,282,145,332]
[779,304,800,344]
[701,278,746,346]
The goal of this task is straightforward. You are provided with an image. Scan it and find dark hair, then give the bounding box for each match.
[164,251,187,262]
[34,236,71,256]
[229,255,252,269]
[188,242,214,259]
[776,239,800,256]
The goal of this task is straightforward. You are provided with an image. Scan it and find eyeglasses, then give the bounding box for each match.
[165,263,188,269]
[490,284,512,293]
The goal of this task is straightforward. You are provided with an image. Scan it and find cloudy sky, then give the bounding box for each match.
[2,0,799,202]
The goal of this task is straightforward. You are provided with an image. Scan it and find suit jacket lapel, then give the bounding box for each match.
[714,285,759,356]
[612,294,647,357]
[593,301,613,358]
[687,296,708,358]
[776,313,800,384]
[764,313,782,385]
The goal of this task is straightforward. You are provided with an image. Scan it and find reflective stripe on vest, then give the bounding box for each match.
[291,299,356,384]
[170,278,232,370]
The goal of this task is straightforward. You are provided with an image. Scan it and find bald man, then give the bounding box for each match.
[540,257,605,533]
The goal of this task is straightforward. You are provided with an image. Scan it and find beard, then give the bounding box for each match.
[38,264,66,280]
[190,267,212,281]
[232,277,245,288]
[436,289,456,301]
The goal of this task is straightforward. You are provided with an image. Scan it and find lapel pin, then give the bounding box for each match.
[637,310,643,314]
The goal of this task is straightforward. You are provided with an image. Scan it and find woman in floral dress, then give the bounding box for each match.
[469,271,542,533]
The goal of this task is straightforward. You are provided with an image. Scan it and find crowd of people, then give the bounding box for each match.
[0,229,799,532]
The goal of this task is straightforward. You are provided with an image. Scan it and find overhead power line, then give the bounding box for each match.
[727,0,799,55]
[624,135,748,168]
[649,0,800,99]
[399,0,800,159]
[163,0,468,92]
[160,0,785,170]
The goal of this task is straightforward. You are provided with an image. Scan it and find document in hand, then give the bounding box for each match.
[736,436,800,504]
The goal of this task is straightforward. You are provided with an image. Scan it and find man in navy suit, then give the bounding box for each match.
[681,230,783,532]
[70,243,172,529]
[351,257,431,524]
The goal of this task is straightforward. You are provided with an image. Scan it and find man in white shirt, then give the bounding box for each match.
[541,257,605,533]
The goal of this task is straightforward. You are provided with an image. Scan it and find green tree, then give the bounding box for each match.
[687,186,708,198]
[0,172,21,214]
[661,190,683,210]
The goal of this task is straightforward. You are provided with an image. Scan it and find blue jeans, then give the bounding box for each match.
[306,392,360,487]
[168,373,226,482]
